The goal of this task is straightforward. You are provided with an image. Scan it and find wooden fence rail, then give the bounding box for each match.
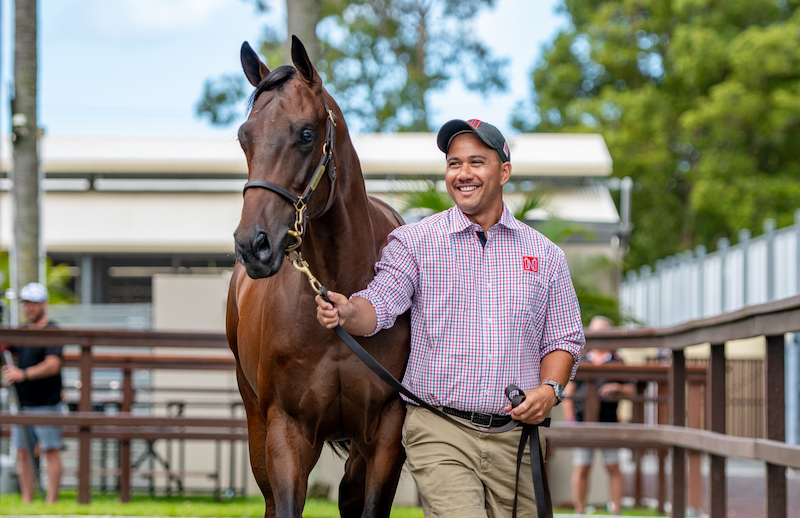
[1,294,799,515]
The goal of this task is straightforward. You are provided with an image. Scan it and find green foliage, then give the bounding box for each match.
[398,184,454,214]
[195,73,249,125]
[518,0,800,272]
[0,253,75,304]
[319,0,507,132]
[196,0,508,133]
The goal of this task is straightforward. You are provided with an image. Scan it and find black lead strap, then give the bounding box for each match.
[320,287,553,518]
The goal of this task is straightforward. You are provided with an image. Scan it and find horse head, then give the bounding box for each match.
[234,36,339,279]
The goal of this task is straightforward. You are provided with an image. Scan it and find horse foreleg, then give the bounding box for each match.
[264,412,323,518]
[237,366,276,518]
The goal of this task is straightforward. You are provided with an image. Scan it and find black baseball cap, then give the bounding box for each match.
[437,119,510,163]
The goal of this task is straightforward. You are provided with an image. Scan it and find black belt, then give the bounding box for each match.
[439,406,513,428]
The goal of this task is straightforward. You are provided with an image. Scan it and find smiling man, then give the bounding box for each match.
[316,119,584,517]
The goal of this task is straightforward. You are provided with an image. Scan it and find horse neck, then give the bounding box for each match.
[300,136,382,292]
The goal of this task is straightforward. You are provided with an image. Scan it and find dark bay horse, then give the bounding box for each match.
[226,36,411,518]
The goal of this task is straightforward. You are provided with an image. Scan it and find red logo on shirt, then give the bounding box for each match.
[522,256,539,272]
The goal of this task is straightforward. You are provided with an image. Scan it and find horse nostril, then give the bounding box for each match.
[252,231,271,261]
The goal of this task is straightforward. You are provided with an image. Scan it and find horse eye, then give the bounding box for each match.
[299,129,314,145]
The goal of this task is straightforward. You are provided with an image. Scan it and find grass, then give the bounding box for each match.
[0,490,424,517]
[0,490,666,516]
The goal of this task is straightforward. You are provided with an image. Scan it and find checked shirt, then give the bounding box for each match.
[353,204,585,415]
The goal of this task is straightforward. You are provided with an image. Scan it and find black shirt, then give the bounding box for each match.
[573,354,630,423]
[11,322,63,407]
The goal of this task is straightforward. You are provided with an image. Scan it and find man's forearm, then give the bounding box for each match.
[539,349,575,387]
[26,356,62,380]
[342,296,379,336]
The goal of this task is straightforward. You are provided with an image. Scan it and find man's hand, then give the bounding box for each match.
[315,291,354,329]
[2,365,25,385]
[503,385,558,425]
[315,293,378,336]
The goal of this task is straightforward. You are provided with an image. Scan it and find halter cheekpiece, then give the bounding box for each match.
[242,92,338,254]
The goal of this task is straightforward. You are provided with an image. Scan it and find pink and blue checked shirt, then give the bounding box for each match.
[353,204,585,415]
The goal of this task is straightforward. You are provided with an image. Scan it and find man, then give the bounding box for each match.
[1,282,63,503]
[562,315,635,514]
[316,119,585,517]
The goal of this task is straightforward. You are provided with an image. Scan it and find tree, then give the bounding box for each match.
[196,0,508,132]
[11,0,41,293]
[516,0,800,271]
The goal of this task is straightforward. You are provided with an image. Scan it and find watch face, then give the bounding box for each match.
[546,380,564,401]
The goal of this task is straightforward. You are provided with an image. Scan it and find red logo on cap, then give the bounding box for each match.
[503,142,509,157]
[522,256,539,272]
[468,119,482,129]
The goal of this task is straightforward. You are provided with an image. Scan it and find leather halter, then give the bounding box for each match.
[242,92,338,252]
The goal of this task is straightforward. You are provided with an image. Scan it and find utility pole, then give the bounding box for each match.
[11,0,40,303]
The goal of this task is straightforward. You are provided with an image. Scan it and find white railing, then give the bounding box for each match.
[620,209,800,327]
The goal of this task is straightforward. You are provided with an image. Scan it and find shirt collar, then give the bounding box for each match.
[448,203,526,234]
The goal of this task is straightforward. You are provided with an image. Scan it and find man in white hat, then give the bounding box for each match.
[1,282,64,503]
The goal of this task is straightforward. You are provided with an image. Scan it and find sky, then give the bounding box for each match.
[0,0,568,141]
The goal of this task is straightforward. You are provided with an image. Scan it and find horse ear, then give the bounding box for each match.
[241,41,270,87]
[291,35,317,85]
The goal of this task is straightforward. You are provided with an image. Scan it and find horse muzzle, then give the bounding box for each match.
[234,227,287,279]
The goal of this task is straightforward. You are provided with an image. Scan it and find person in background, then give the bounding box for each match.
[1,282,64,503]
[562,315,636,514]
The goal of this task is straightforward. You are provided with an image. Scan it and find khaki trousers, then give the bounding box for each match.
[402,404,544,518]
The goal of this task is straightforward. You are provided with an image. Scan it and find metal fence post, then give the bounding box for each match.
[738,228,751,307]
[640,264,652,325]
[683,249,694,322]
[764,218,776,302]
[695,245,706,319]
[667,256,677,326]
[718,238,729,314]
[655,259,665,327]
[795,209,800,297]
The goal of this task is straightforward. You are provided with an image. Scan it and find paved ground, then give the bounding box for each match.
[623,459,800,517]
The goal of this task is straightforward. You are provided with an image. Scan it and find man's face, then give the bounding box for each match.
[445,133,511,222]
[22,301,46,323]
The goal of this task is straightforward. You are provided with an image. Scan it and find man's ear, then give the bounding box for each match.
[500,162,512,186]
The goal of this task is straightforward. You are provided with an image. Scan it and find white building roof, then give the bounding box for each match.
[0,133,618,253]
[1,133,612,177]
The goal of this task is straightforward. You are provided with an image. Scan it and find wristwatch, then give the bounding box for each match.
[543,379,565,406]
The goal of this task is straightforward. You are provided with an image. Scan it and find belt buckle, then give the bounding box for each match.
[470,412,493,428]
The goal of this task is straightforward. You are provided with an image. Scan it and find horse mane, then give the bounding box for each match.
[247,65,297,113]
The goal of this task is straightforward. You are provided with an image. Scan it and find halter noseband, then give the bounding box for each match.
[242,93,338,254]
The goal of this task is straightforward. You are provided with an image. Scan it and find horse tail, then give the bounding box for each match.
[326,439,350,459]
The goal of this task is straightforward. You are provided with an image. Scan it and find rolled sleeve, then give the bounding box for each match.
[540,249,585,379]
[352,232,419,337]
